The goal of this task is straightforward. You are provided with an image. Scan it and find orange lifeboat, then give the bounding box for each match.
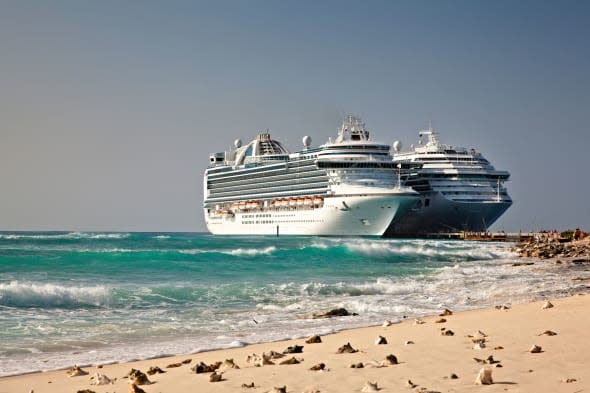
[288,199,297,207]
[303,197,312,206]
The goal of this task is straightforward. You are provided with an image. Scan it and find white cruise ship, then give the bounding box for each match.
[203,116,418,236]
[385,126,512,235]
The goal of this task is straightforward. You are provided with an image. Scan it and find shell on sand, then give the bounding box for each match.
[349,362,364,368]
[538,330,557,336]
[530,344,543,353]
[473,341,486,350]
[375,335,388,345]
[414,318,425,325]
[382,320,393,327]
[404,340,414,345]
[125,369,151,386]
[220,358,240,370]
[242,382,255,388]
[271,386,287,393]
[209,371,223,382]
[435,318,446,323]
[474,367,493,385]
[309,363,325,371]
[90,372,114,385]
[146,366,165,375]
[361,381,380,392]
[381,354,398,366]
[441,329,454,336]
[279,356,301,365]
[439,308,453,316]
[128,384,146,393]
[542,300,554,309]
[337,342,358,354]
[305,335,322,344]
[406,379,416,388]
[66,365,88,377]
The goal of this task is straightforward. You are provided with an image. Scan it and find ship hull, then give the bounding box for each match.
[205,193,417,236]
[384,192,512,236]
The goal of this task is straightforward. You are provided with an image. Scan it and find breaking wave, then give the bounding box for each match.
[0,281,110,308]
[0,232,130,240]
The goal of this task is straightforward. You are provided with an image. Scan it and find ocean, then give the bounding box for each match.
[0,232,582,377]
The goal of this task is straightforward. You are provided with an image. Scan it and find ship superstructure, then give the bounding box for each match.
[204,115,418,236]
[385,126,512,235]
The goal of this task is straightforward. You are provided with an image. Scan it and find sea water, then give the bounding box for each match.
[0,232,582,376]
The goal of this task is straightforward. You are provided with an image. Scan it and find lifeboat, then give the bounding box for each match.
[220,209,234,218]
[289,199,297,207]
[313,196,323,205]
[296,198,304,206]
[303,197,312,206]
[280,200,288,208]
[238,201,247,210]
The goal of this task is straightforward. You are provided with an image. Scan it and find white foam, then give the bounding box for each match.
[0,281,110,308]
[226,246,277,256]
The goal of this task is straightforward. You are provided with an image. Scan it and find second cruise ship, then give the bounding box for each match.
[204,116,418,236]
[385,126,512,235]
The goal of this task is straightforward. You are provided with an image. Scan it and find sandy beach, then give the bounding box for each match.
[1,293,588,393]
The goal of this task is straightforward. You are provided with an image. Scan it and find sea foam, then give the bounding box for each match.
[0,281,110,308]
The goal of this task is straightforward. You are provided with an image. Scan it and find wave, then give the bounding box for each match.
[225,246,277,256]
[0,281,110,308]
[0,232,130,240]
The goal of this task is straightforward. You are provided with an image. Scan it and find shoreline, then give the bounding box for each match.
[2,292,589,393]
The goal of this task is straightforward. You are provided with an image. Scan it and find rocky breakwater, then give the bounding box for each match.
[514,236,590,261]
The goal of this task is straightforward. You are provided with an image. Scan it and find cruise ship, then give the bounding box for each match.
[384,126,512,236]
[203,116,419,236]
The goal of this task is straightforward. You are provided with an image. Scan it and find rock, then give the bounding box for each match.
[181,358,192,364]
[494,346,504,350]
[309,363,325,371]
[361,381,379,392]
[474,367,493,385]
[439,308,453,316]
[209,371,223,382]
[125,369,151,385]
[283,345,304,354]
[495,304,510,310]
[349,362,364,368]
[166,362,182,368]
[473,341,486,350]
[77,390,96,393]
[146,366,165,375]
[279,356,301,365]
[561,378,577,383]
[381,354,398,366]
[191,361,222,373]
[435,318,446,323]
[406,379,417,388]
[538,330,557,336]
[271,386,287,393]
[305,335,322,344]
[242,382,255,388]
[375,335,388,345]
[450,373,459,379]
[441,329,454,336]
[382,320,394,327]
[405,340,414,345]
[128,384,146,393]
[414,318,425,325]
[312,308,354,318]
[529,344,543,353]
[266,350,285,359]
[542,301,554,309]
[66,365,88,377]
[89,372,115,385]
[337,342,358,354]
[220,358,240,370]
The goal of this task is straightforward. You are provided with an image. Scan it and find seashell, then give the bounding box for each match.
[381,354,398,366]
[529,344,542,353]
[271,386,287,393]
[542,300,554,309]
[474,367,493,385]
[220,358,240,370]
[125,369,151,385]
[90,372,114,385]
[241,382,255,388]
[128,384,146,393]
[439,308,453,316]
[404,340,414,345]
[305,335,322,344]
[279,356,301,365]
[166,362,182,368]
[561,378,577,383]
[475,330,488,337]
[67,365,88,377]
[309,362,325,371]
[382,320,394,327]
[361,381,379,392]
[494,346,504,350]
[337,342,358,354]
[414,318,425,325]
[266,350,285,359]
[538,330,557,336]
[495,304,510,310]
[191,361,221,373]
[473,341,486,350]
[435,318,446,323]
[283,345,304,354]
[441,329,454,336]
[146,366,165,375]
[375,335,388,345]
[181,358,192,364]
[406,379,416,388]
[209,371,223,382]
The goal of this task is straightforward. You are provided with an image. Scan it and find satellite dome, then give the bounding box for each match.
[234,139,242,148]
[393,140,402,152]
[302,135,312,148]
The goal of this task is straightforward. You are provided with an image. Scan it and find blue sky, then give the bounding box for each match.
[1,1,588,232]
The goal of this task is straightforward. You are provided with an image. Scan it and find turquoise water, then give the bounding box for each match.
[0,232,578,376]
